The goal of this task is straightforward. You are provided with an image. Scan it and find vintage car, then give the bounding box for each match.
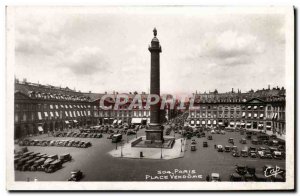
[251,139,258,145]
[244,173,255,181]
[235,165,248,175]
[240,138,247,144]
[210,130,216,134]
[59,154,72,163]
[30,158,46,171]
[258,147,267,151]
[16,157,30,170]
[257,151,265,158]
[207,135,213,140]
[191,144,196,151]
[230,173,243,181]
[232,146,238,152]
[68,170,83,181]
[224,146,231,152]
[249,152,257,158]
[217,145,223,152]
[228,138,234,144]
[264,151,273,159]
[21,159,36,171]
[191,139,197,145]
[232,151,240,157]
[45,160,62,173]
[22,151,34,158]
[272,151,282,159]
[247,167,256,175]
[241,150,248,157]
[210,173,221,182]
[203,141,208,147]
[42,158,55,170]
[48,154,58,160]
[96,133,103,138]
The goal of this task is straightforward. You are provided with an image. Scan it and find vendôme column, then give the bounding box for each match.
[145,28,163,144]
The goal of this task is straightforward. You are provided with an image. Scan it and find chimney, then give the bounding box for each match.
[268,85,270,90]
[89,91,91,93]
[232,88,234,93]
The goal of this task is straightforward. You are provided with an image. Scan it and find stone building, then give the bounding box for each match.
[187,87,286,135]
[14,79,96,138]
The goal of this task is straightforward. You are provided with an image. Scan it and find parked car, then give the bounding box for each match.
[235,165,248,175]
[240,138,247,144]
[191,144,196,151]
[230,173,243,181]
[203,141,208,147]
[249,152,257,158]
[207,135,212,140]
[228,138,234,144]
[210,173,221,182]
[241,150,248,157]
[232,151,240,157]
[45,160,62,173]
[232,146,238,152]
[251,139,258,145]
[59,154,72,163]
[30,158,45,171]
[272,151,282,159]
[217,145,223,152]
[68,170,83,181]
[224,146,231,152]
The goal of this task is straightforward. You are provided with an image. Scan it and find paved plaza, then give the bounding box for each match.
[15,128,285,182]
[109,136,186,160]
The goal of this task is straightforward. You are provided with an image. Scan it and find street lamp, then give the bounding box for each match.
[121,141,123,157]
[160,143,163,159]
[181,138,183,152]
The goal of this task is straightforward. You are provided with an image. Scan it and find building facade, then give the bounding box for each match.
[14,80,96,138]
[187,87,286,135]
[85,93,177,126]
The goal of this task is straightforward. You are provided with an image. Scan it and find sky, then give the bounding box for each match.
[14,7,287,95]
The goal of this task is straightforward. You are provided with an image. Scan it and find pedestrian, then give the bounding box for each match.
[214,144,216,149]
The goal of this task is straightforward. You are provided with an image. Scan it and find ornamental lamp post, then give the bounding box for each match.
[160,143,163,159]
[121,142,123,157]
[181,138,183,152]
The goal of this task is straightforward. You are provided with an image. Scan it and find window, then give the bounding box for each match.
[15,113,19,122]
[31,112,34,121]
[38,112,42,120]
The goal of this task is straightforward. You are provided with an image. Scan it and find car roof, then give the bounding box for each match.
[211,173,220,177]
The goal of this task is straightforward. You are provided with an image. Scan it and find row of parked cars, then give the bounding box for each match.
[18,139,92,148]
[216,144,285,160]
[230,164,285,182]
[208,164,285,182]
[14,150,72,173]
[53,131,103,139]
